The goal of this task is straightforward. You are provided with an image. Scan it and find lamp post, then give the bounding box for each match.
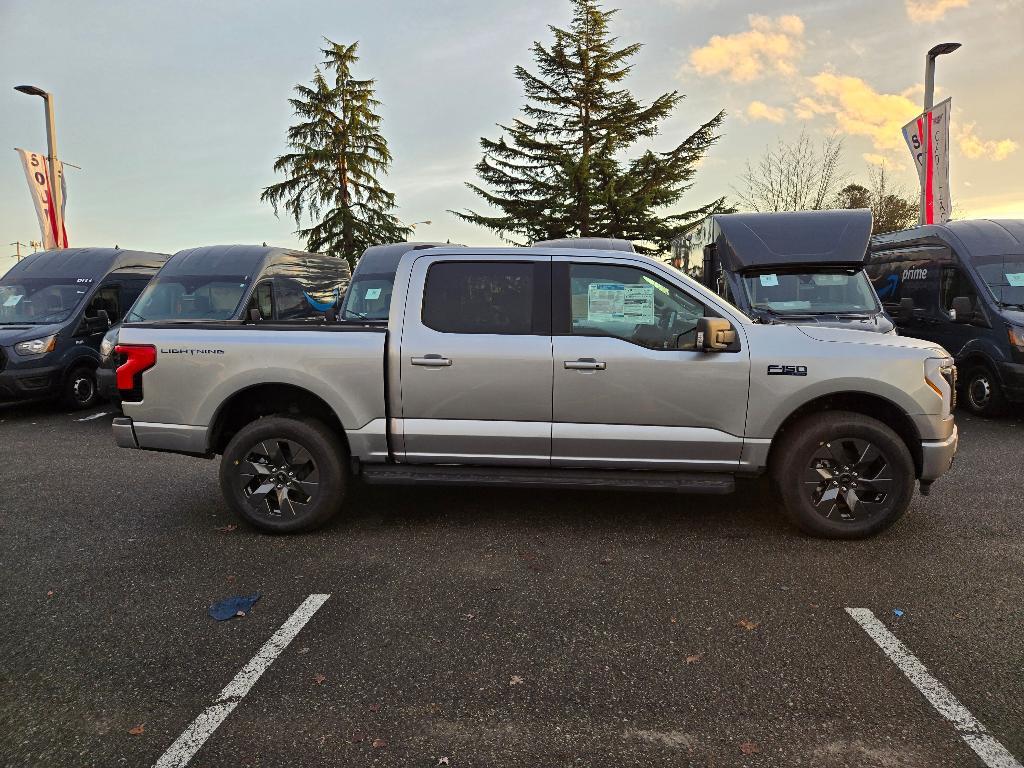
[919,43,960,224]
[14,84,64,247]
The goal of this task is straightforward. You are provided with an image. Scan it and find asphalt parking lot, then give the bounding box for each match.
[0,402,1021,768]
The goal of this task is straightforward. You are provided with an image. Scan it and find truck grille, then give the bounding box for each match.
[941,365,957,411]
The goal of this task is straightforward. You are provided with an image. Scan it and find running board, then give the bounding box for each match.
[360,464,735,495]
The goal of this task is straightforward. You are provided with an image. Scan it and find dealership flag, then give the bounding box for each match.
[15,148,68,249]
[902,98,952,225]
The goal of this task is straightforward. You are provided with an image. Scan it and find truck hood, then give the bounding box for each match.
[0,322,64,347]
[753,311,894,334]
[797,325,949,356]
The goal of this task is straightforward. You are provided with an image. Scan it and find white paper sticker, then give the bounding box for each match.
[587,282,626,322]
[3,294,23,307]
[364,287,382,300]
[1006,273,1024,287]
[623,285,656,324]
[759,274,779,287]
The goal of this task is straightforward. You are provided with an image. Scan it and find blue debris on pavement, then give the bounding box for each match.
[893,608,905,618]
[209,592,261,621]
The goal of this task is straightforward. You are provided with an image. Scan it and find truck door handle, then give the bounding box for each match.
[564,358,606,371]
[411,354,452,367]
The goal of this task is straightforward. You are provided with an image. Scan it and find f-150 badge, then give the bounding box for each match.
[768,364,807,376]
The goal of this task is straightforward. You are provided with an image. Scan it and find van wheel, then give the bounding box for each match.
[220,416,346,533]
[771,411,915,539]
[962,365,1006,417]
[62,365,99,410]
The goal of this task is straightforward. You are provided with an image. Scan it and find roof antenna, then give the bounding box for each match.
[263,241,268,247]
[115,244,119,249]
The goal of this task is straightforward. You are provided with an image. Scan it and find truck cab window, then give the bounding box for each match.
[940,266,977,315]
[568,263,706,350]
[422,262,536,334]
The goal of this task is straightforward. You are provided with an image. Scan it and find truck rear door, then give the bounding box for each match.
[396,254,552,465]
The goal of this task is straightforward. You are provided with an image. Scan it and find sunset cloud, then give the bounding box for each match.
[956,122,1019,161]
[746,100,786,123]
[863,152,907,171]
[905,0,970,23]
[794,73,920,151]
[688,14,805,82]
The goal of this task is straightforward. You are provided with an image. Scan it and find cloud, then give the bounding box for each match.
[794,73,920,151]
[688,14,805,82]
[956,122,1019,161]
[863,152,906,171]
[905,0,970,23]
[746,101,786,123]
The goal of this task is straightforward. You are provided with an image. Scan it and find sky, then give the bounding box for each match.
[1,0,1022,275]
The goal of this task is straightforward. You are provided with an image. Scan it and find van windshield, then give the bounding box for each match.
[127,274,249,321]
[0,278,92,324]
[972,255,1024,308]
[741,269,879,315]
[341,273,394,320]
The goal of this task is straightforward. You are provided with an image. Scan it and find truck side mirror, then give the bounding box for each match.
[696,317,736,352]
[951,296,973,323]
[898,297,914,320]
[248,308,262,323]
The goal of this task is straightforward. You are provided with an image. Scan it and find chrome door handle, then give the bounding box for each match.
[411,354,452,367]
[564,358,606,371]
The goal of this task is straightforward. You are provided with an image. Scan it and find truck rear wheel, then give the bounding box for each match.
[219,416,346,533]
[771,411,915,539]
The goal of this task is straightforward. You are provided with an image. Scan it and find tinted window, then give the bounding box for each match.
[568,264,706,350]
[128,274,249,321]
[275,278,321,320]
[940,266,977,314]
[422,262,535,334]
[342,273,394,321]
[741,269,878,314]
[0,278,91,324]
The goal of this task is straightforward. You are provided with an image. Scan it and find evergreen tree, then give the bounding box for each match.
[452,0,726,252]
[262,40,410,265]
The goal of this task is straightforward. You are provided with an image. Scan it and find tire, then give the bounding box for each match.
[962,365,1007,417]
[771,411,915,539]
[62,365,99,410]
[219,416,347,533]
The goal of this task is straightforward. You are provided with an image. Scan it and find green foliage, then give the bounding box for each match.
[262,39,410,265]
[452,0,727,253]
[835,164,919,234]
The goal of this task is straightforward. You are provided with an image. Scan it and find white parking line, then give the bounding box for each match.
[154,593,331,768]
[75,411,110,422]
[846,608,1022,768]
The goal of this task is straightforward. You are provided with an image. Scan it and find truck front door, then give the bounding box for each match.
[397,255,552,465]
[551,258,750,469]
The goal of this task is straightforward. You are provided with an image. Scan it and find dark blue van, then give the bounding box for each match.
[866,219,1024,416]
[673,209,894,334]
[0,248,168,409]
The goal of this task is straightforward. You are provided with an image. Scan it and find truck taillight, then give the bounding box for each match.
[114,344,156,399]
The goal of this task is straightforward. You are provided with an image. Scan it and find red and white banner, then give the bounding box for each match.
[902,98,952,225]
[15,148,68,249]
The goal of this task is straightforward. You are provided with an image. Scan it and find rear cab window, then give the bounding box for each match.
[422,261,545,335]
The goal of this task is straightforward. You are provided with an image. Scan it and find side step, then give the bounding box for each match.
[360,464,735,495]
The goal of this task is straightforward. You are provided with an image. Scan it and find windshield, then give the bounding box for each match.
[741,269,879,315]
[127,274,249,322]
[341,274,395,320]
[0,278,93,325]
[971,255,1024,308]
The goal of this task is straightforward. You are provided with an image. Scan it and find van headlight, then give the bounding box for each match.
[1008,325,1024,352]
[14,335,58,356]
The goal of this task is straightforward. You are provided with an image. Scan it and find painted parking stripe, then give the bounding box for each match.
[154,593,331,768]
[846,608,1022,768]
[75,411,110,422]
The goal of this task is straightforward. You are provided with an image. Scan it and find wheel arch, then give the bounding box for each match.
[767,391,923,478]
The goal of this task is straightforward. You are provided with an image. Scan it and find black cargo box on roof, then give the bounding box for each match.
[710,209,873,271]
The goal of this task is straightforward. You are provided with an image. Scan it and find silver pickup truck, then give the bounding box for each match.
[112,244,958,538]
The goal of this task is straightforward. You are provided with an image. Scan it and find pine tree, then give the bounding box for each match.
[262,40,410,265]
[452,0,727,252]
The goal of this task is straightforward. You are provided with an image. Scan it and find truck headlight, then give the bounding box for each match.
[14,335,57,356]
[924,357,955,417]
[1008,325,1024,352]
[100,337,115,360]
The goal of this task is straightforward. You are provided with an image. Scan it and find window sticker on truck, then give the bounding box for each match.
[364,287,382,300]
[587,283,656,324]
[1006,273,1024,287]
[767,364,808,376]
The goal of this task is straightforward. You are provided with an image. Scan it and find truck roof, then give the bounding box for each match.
[161,244,326,277]
[697,209,873,271]
[3,247,169,279]
[870,219,1024,258]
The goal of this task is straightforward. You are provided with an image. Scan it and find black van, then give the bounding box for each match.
[866,219,1024,416]
[0,248,168,409]
[97,244,351,399]
[340,242,448,323]
[673,209,894,333]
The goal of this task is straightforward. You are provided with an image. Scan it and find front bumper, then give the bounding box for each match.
[0,363,63,402]
[995,359,1024,403]
[920,424,958,482]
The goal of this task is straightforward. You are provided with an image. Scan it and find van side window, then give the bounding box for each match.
[87,285,121,324]
[251,282,273,319]
[567,263,706,350]
[275,278,320,321]
[422,262,536,334]
[940,266,977,315]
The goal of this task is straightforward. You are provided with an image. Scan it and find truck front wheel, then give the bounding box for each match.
[220,416,346,533]
[771,411,915,539]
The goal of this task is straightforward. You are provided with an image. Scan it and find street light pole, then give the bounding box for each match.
[919,43,961,224]
[14,85,65,247]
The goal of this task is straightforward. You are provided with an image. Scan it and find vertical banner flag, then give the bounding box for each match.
[902,98,952,225]
[15,148,68,249]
